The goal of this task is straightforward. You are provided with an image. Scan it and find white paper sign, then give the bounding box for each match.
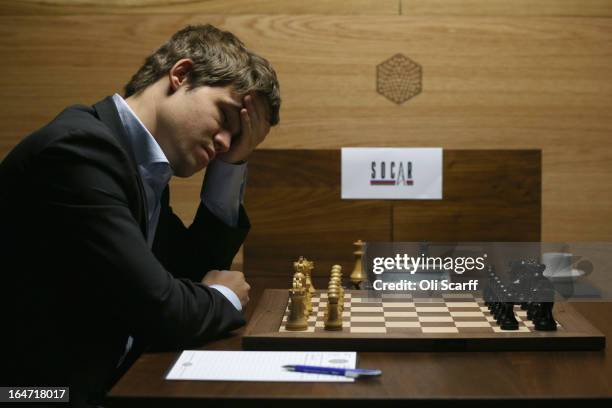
[341,147,443,199]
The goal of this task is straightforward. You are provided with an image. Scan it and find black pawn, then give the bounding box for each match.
[499,303,519,330]
[493,287,506,319]
[527,302,540,321]
[534,302,557,331]
[496,303,505,325]
[492,302,501,319]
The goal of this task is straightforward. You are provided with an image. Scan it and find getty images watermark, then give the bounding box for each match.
[371,252,484,291]
[362,242,612,302]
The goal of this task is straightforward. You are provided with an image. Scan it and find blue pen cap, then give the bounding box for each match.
[345,368,382,378]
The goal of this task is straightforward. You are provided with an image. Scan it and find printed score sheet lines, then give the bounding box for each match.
[166,350,357,382]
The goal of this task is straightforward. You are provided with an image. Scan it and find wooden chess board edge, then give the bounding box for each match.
[241,290,606,352]
[242,335,605,352]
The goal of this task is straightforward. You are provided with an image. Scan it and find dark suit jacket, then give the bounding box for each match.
[0,96,249,407]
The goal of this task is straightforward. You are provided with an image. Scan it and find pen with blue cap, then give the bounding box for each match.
[283,365,382,378]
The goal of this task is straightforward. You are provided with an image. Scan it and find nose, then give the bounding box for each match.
[213,129,231,153]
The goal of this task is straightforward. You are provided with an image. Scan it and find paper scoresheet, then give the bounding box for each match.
[166,350,357,382]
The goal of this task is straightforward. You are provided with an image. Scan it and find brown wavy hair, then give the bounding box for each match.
[124,24,280,125]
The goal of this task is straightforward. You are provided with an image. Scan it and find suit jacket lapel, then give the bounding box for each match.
[93,96,149,239]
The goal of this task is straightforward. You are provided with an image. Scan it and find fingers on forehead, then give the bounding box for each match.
[241,91,271,124]
[253,92,271,121]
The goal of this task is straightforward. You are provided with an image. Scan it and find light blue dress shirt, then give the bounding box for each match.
[111,94,245,311]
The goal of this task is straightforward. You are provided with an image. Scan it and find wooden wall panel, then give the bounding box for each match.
[243,150,392,285]
[0,15,611,243]
[401,1,612,17]
[5,1,611,17]
[393,150,541,241]
[244,149,540,287]
[0,0,399,15]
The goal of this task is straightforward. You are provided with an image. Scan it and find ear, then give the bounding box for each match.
[168,59,194,92]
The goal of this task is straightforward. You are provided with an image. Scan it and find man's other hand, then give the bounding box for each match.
[218,92,270,164]
[202,270,251,307]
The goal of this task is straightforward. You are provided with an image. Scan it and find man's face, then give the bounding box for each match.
[157,85,243,177]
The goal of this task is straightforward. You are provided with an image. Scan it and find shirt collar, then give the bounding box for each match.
[111,93,172,174]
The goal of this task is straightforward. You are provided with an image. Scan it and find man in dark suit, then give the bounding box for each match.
[0,24,280,407]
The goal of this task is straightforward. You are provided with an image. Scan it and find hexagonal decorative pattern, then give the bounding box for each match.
[376,54,422,104]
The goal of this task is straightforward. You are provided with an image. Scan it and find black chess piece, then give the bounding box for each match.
[496,304,503,325]
[534,302,557,331]
[499,302,519,330]
[496,293,508,323]
[492,302,501,319]
[531,270,557,331]
[495,287,509,320]
[527,302,540,321]
[483,266,496,307]
[511,259,546,316]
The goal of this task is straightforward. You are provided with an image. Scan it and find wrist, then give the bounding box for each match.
[218,157,247,165]
[218,149,252,164]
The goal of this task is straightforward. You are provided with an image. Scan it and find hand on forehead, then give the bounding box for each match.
[245,91,271,124]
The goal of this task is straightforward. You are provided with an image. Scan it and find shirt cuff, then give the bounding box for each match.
[201,159,247,228]
[210,284,242,311]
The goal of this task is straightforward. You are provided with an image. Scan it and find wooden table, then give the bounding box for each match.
[106,286,612,407]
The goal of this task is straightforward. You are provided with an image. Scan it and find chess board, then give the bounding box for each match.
[242,290,605,351]
[280,292,546,334]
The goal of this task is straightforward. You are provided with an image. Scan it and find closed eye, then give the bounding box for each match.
[218,108,227,126]
[218,99,243,137]
[223,108,241,138]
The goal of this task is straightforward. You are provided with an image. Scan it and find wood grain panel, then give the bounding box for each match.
[243,149,539,285]
[243,150,392,283]
[0,0,399,15]
[0,15,611,242]
[402,0,612,17]
[393,150,541,241]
